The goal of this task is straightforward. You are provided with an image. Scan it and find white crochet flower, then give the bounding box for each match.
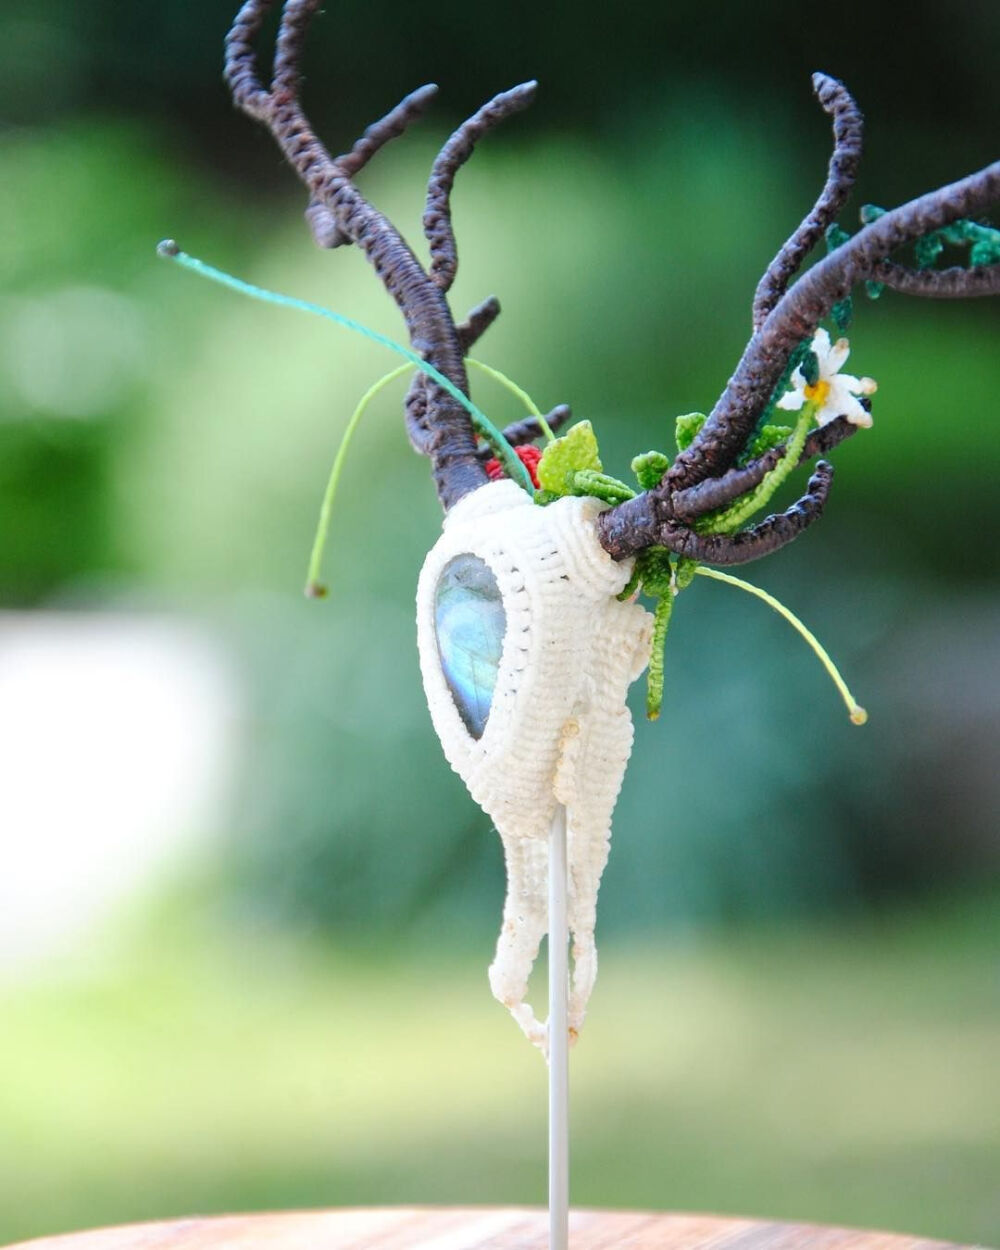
[776,328,877,428]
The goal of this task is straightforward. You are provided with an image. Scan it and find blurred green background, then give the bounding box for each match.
[1,0,998,1245]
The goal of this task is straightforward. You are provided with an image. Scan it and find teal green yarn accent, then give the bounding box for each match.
[825,223,852,251]
[915,231,944,270]
[831,298,853,331]
[856,205,1000,283]
[466,357,555,442]
[858,208,886,296]
[157,242,532,494]
[826,224,855,329]
[798,348,820,387]
[858,205,886,298]
[970,234,1000,267]
[914,217,1000,269]
[694,566,868,725]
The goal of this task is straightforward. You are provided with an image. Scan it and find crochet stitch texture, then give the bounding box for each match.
[416,480,653,1047]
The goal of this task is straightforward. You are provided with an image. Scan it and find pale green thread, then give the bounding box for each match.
[304,363,411,599]
[694,566,868,725]
[701,400,815,534]
[466,358,555,442]
[156,242,532,492]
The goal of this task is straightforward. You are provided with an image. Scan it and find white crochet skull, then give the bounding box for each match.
[416,479,653,1049]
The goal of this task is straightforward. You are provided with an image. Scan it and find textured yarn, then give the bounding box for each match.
[416,481,653,1048]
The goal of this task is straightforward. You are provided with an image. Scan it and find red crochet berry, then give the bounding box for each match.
[485,443,542,488]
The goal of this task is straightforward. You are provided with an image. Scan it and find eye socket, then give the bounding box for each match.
[434,554,507,739]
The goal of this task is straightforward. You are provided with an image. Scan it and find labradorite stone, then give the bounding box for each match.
[434,554,506,739]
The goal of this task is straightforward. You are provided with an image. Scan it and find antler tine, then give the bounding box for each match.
[224,0,490,509]
[425,82,539,293]
[336,84,439,179]
[224,0,340,180]
[483,405,573,453]
[659,462,835,565]
[274,0,439,180]
[752,73,864,330]
[456,295,502,349]
[224,0,280,119]
[272,0,319,96]
[873,260,1000,297]
[306,84,440,248]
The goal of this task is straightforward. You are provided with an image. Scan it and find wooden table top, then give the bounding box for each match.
[1,1209,970,1250]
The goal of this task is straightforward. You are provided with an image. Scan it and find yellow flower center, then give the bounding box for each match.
[804,379,830,406]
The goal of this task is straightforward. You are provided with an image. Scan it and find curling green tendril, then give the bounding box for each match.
[155,241,532,493]
[694,567,867,724]
[304,363,411,598]
[303,356,553,596]
[465,358,555,442]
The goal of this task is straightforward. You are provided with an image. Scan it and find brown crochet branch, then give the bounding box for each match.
[221,0,999,572]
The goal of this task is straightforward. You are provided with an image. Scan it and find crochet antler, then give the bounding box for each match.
[224,0,537,511]
[597,74,1000,564]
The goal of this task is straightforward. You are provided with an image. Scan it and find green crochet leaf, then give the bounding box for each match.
[825,223,851,252]
[631,450,671,491]
[746,423,794,459]
[569,469,635,503]
[536,420,603,496]
[675,413,706,452]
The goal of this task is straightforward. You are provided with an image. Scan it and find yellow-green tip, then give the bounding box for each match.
[693,566,868,728]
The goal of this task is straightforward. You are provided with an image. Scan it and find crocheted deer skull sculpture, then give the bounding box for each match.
[416,481,652,1046]
[224,0,1000,1047]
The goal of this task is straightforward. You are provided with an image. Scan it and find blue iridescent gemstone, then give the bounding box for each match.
[434,554,506,739]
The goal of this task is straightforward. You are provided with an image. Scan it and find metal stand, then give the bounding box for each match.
[548,804,569,1250]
